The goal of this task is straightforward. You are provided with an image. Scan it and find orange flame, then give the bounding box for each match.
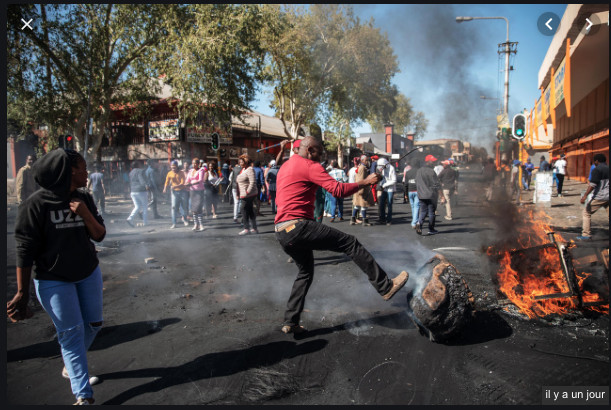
[490,207,608,318]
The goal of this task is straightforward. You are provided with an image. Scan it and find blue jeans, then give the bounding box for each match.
[408,191,420,226]
[34,266,103,400]
[327,195,344,218]
[171,190,189,225]
[324,190,333,215]
[128,191,148,225]
[378,191,394,223]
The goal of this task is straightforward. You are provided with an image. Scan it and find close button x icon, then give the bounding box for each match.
[21,18,33,30]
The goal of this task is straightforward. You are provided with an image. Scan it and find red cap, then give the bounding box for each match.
[293,139,301,148]
[425,155,437,162]
[372,155,379,160]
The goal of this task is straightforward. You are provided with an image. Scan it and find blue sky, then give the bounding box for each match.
[250,4,569,151]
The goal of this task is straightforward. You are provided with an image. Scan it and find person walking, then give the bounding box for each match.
[145,159,162,219]
[220,161,231,203]
[253,161,265,216]
[416,155,444,235]
[510,160,521,203]
[236,154,258,235]
[87,164,106,216]
[553,154,567,197]
[351,155,375,226]
[522,157,535,191]
[8,149,106,405]
[204,161,220,219]
[482,158,498,201]
[162,160,189,228]
[274,136,409,334]
[438,160,458,220]
[404,158,421,229]
[266,159,280,214]
[539,155,550,172]
[229,160,243,223]
[15,154,39,205]
[328,160,348,222]
[577,153,609,240]
[375,158,396,225]
[184,158,206,232]
[126,160,150,227]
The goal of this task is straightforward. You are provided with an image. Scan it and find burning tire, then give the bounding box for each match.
[406,254,475,343]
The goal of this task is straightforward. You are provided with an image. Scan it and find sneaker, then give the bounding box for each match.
[444,216,452,220]
[250,228,258,234]
[212,214,218,219]
[415,222,422,235]
[182,218,189,226]
[329,218,335,222]
[558,194,563,197]
[382,271,409,301]
[192,224,199,231]
[63,367,99,385]
[126,218,135,228]
[576,235,592,241]
[233,218,239,223]
[170,224,176,229]
[74,397,95,405]
[196,226,206,232]
[428,229,439,235]
[281,324,307,334]
[386,222,392,226]
[238,229,250,235]
[338,217,344,221]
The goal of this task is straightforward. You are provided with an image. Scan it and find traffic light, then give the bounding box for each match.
[65,135,75,149]
[210,132,219,150]
[512,114,526,140]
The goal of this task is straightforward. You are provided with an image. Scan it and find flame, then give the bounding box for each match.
[490,207,608,318]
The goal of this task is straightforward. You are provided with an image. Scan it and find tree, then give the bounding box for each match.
[411,111,429,141]
[368,93,413,134]
[260,4,399,143]
[7,4,269,159]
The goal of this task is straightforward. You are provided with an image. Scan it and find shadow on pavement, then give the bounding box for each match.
[100,339,328,404]
[6,318,181,362]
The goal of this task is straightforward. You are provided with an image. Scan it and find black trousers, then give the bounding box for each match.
[275,219,393,326]
[418,198,437,231]
[241,196,257,229]
[557,174,565,195]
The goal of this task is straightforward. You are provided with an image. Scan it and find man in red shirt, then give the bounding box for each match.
[274,136,409,334]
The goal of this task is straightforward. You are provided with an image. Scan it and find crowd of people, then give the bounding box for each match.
[8,142,608,404]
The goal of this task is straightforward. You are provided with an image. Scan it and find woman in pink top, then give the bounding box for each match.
[184,158,206,232]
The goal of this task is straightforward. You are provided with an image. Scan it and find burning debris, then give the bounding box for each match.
[487,207,609,320]
[405,254,475,343]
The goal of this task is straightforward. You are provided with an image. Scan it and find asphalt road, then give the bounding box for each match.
[5,168,609,405]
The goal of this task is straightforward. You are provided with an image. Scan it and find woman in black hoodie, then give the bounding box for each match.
[7,149,106,405]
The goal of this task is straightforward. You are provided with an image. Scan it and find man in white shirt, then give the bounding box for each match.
[553,154,567,197]
[376,158,397,225]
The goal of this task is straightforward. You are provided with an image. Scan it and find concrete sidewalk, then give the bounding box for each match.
[515,177,608,240]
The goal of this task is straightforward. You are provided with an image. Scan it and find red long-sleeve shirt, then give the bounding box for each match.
[274,155,360,224]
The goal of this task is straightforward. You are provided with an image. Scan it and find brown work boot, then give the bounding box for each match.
[281,324,307,334]
[382,271,409,301]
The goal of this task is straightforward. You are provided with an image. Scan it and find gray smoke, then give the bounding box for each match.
[353,4,502,151]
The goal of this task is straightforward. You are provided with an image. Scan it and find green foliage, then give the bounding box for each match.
[261,4,399,141]
[7,4,268,157]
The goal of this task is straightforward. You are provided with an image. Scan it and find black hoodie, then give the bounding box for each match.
[15,149,105,282]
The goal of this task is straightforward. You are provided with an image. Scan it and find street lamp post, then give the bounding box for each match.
[456,16,517,117]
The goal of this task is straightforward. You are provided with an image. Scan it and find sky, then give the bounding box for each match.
[250,4,569,152]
